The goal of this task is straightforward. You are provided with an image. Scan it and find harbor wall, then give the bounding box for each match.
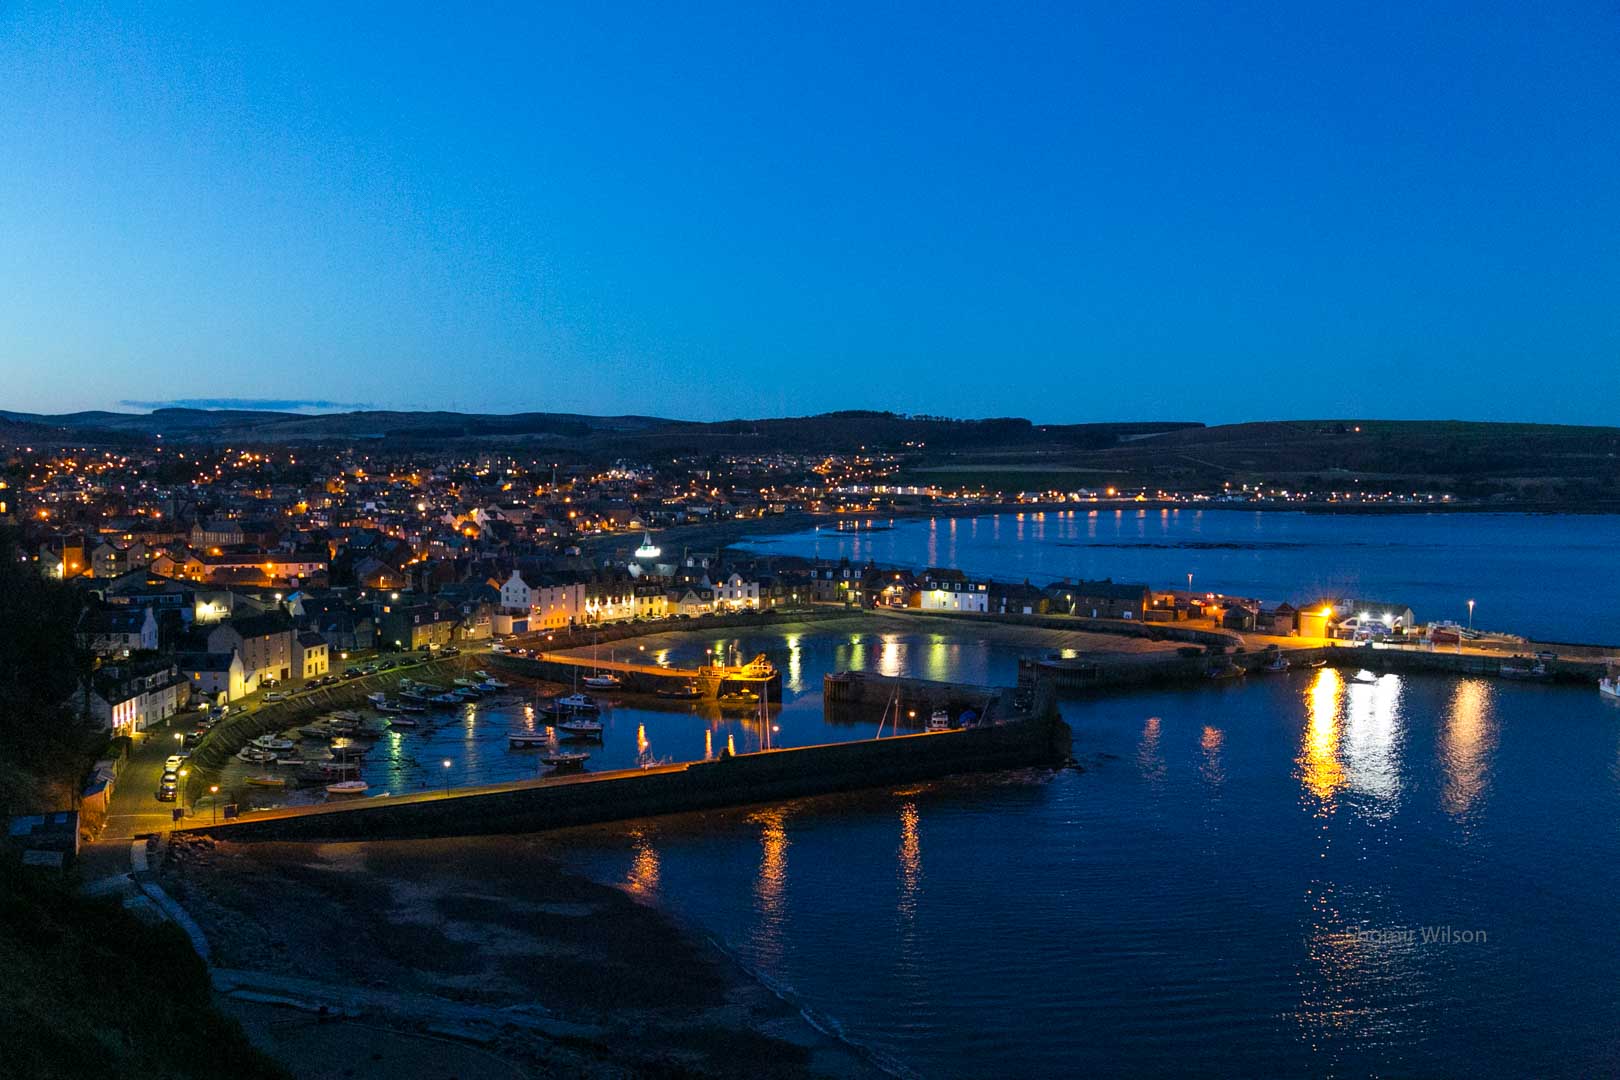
[176,710,1068,843]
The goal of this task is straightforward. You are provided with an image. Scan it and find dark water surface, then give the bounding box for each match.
[542,671,1620,1078]
[733,510,1620,643]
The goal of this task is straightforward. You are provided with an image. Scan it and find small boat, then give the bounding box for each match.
[1263,656,1291,673]
[396,702,427,713]
[556,717,604,740]
[375,702,402,713]
[1602,676,1620,701]
[657,682,702,700]
[452,686,483,699]
[330,710,363,723]
[325,780,369,796]
[927,709,951,732]
[583,673,622,689]
[480,679,507,693]
[475,672,508,688]
[542,751,589,771]
[1206,664,1245,681]
[251,735,295,752]
[365,692,389,706]
[273,757,306,768]
[430,692,464,706]
[1306,658,1328,669]
[554,693,601,715]
[718,687,761,708]
[236,747,277,763]
[508,731,551,748]
[398,689,431,703]
[1499,659,1549,680]
[245,774,286,788]
[453,677,482,689]
[388,715,419,728]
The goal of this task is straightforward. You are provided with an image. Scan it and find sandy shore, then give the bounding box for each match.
[163,833,885,1079]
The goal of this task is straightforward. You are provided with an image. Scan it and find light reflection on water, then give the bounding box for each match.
[1440,679,1496,824]
[543,673,1620,1079]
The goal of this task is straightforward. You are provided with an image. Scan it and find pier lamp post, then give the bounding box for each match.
[208,785,219,825]
[1467,599,1475,633]
[178,768,189,813]
[442,758,452,794]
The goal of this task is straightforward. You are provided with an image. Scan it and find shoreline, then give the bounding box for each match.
[162,832,889,1079]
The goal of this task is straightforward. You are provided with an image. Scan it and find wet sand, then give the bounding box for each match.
[164,834,884,1079]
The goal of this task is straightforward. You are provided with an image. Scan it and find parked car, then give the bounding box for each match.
[156,784,177,802]
[343,667,364,679]
[160,770,179,786]
[264,691,287,702]
[164,755,185,771]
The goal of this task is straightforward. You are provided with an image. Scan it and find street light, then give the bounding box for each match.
[1467,599,1475,632]
[178,768,189,812]
[442,758,452,793]
[209,784,220,824]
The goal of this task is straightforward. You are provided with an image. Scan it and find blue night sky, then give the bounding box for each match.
[1,2,1616,423]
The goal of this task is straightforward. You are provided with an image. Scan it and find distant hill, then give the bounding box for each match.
[0,407,1198,454]
[905,419,1620,502]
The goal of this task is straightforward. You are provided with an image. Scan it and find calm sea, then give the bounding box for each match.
[543,668,1620,1079]
[733,509,1620,644]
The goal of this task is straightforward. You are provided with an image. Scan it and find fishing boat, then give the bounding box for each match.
[582,637,622,689]
[245,774,286,788]
[927,709,951,732]
[250,735,295,752]
[274,756,306,767]
[236,747,277,763]
[395,701,427,713]
[330,710,364,723]
[1353,669,1379,683]
[553,692,601,715]
[656,682,702,700]
[542,751,589,771]
[325,780,369,796]
[508,731,551,748]
[453,677,483,689]
[1499,658,1549,680]
[556,716,604,740]
[474,671,508,688]
[1306,658,1328,669]
[1602,675,1620,701]
[717,687,761,709]
[398,688,431,703]
[1206,663,1245,681]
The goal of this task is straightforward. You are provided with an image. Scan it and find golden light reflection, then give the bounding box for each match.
[751,808,790,966]
[637,723,650,757]
[1440,678,1496,821]
[1300,668,1345,806]
[897,801,921,918]
[726,733,737,757]
[705,728,714,761]
[624,830,660,898]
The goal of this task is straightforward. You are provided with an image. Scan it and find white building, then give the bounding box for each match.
[500,570,533,613]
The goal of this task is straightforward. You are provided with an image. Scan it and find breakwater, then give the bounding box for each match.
[176,705,1067,842]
